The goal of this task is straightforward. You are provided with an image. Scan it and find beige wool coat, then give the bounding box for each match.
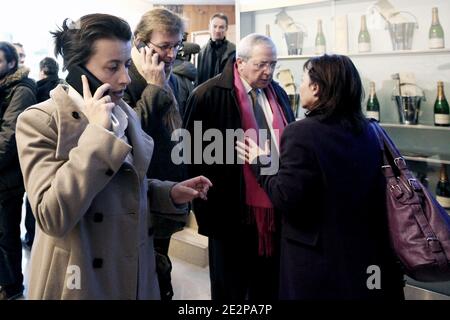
[16,85,183,299]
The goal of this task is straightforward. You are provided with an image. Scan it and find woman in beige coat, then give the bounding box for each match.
[15,14,211,300]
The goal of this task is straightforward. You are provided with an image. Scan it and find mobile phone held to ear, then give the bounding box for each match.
[66,65,106,97]
[136,41,147,51]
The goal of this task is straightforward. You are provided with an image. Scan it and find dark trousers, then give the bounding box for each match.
[24,197,35,248]
[0,192,24,286]
[208,224,279,300]
[154,238,173,300]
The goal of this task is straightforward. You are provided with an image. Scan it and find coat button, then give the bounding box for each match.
[93,258,103,268]
[105,169,114,176]
[93,212,103,223]
[72,111,80,119]
[148,227,154,237]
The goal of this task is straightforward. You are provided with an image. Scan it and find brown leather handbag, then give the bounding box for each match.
[370,120,450,282]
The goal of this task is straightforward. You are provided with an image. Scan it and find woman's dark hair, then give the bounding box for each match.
[39,57,59,76]
[52,13,132,71]
[303,54,366,132]
[0,41,19,74]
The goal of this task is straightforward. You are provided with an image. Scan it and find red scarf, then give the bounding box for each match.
[233,63,287,256]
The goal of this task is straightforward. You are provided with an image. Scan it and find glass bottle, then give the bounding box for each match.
[429,7,445,49]
[366,81,380,121]
[436,164,450,209]
[358,15,371,53]
[315,19,326,55]
[434,81,450,126]
[265,24,271,38]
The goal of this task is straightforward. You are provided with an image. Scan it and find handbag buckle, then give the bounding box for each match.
[426,237,443,253]
[390,184,403,198]
[394,157,407,168]
[408,178,421,191]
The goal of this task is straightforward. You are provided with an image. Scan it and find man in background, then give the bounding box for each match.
[196,13,235,86]
[0,41,36,300]
[36,57,62,102]
[12,43,26,67]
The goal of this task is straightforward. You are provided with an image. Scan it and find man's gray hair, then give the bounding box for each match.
[237,33,276,60]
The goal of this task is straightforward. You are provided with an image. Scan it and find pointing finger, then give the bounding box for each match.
[81,75,92,101]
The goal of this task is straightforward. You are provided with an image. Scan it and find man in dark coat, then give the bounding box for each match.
[196,13,235,86]
[0,41,36,300]
[36,57,62,103]
[124,8,188,300]
[183,34,295,300]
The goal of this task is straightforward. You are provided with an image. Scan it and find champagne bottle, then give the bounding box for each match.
[358,15,371,53]
[429,7,445,49]
[265,24,271,38]
[434,81,450,126]
[366,81,380,121]
[315,19,326,55]
[436,164,450,209]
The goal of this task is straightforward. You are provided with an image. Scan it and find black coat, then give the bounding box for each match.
[257,113,404,299]
[0,67,36,198]
[183,58,295,238]
[36,75,61,103]
[196,39,235,86]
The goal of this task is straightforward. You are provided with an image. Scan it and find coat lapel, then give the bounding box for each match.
[51,85,89,159]
[118,100,153,181]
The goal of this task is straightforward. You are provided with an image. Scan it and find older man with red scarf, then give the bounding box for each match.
[183,33,295,300]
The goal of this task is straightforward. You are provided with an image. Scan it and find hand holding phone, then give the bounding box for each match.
[138,44,167,87]
[80,75,115,130]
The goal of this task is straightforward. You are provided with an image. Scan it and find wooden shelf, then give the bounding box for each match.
[240,0,329,13]
[380,123,450,131]
[403,154,450,166]
[278,49,450,60]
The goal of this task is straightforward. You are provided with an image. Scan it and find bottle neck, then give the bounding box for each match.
[432,8,440,25]
[317,21,323,34]
[439,165,448,182]
[369,84,376,97]
[437,83,446,100]
[360,16,367,31]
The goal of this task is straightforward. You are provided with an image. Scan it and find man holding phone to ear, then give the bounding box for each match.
[124,8,188,301]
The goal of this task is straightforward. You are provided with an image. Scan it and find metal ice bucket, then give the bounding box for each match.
[284,32,304,55]
[387,11,418,50]
[283,24,307,55]
[393,95,425,124]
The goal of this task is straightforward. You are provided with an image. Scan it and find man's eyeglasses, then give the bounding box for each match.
[148,40,184,52]
[252,61,277,71]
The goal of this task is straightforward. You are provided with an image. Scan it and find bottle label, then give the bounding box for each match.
[315,45,326,55]
[435,114,450,125]
[358,42,371,53]
[429,38,444,49]
[436,195,450,209]
[366,111,379,121]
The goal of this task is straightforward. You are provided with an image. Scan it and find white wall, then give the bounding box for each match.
[1,0,153,79]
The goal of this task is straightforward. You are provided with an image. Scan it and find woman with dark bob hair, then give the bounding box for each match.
[237,54,404,299]
[15,13,211,300]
